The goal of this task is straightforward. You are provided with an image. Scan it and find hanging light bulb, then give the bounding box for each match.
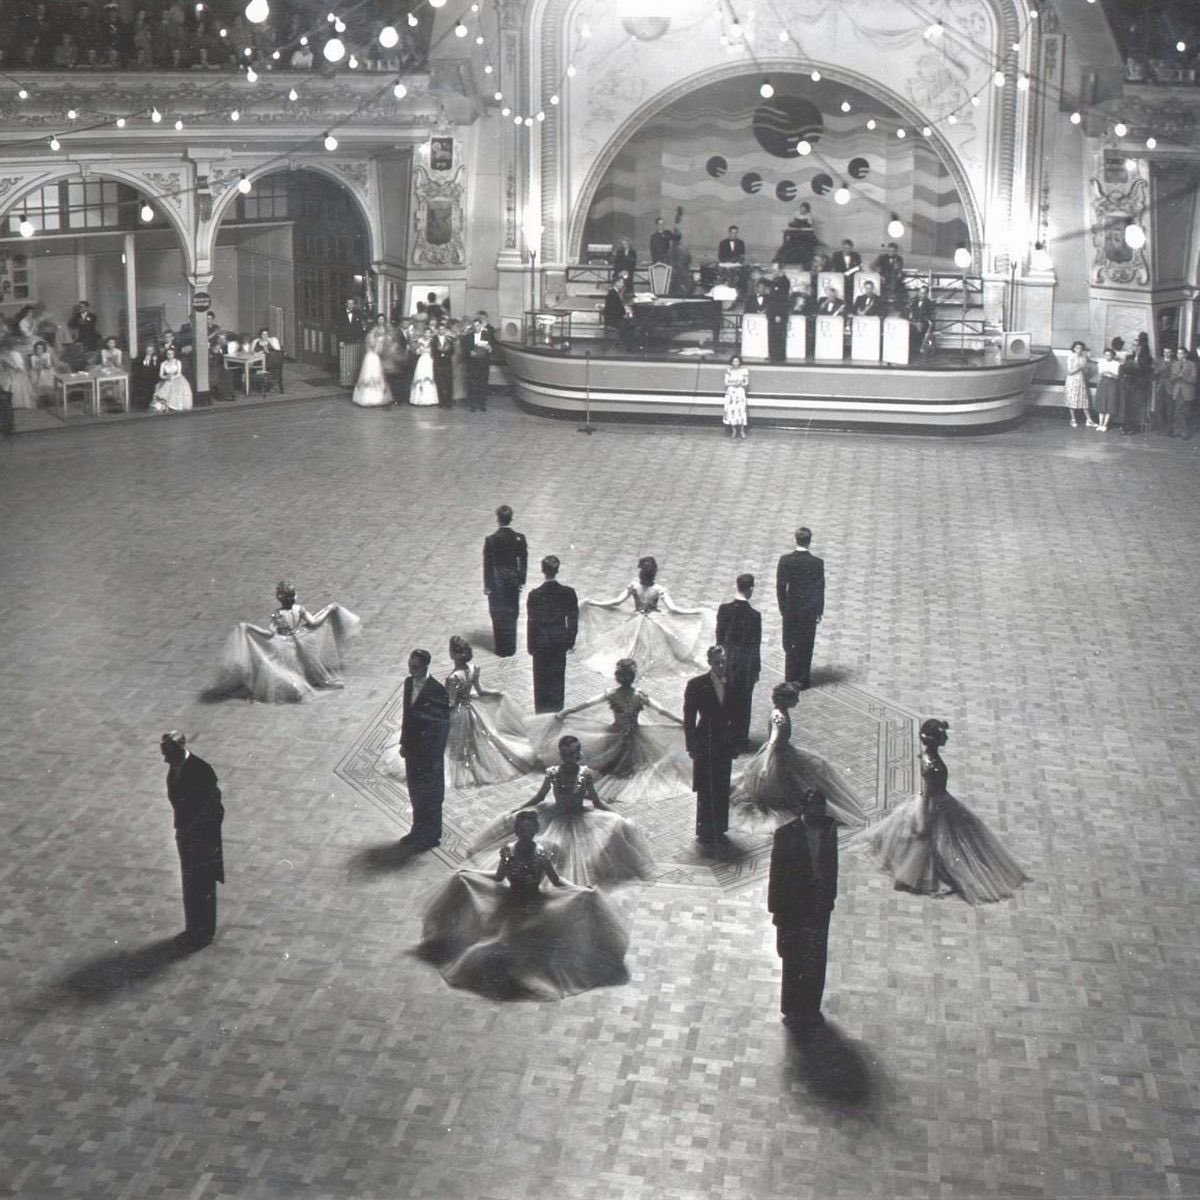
[866,118,877,130]
[474,35,483,45]
[237,174,252,193]
[926,21,944,39]
[19,219,35,238]
[1177,40,1187,53]
[523,116,533,126]
[566,64,577,77]
[796,139,812,155]
[921,125,932,136]
[174,118,184,130]
[116,117,126,127]
[1070,111,1081,124]
[993,70,1006,87]
[407,12,418,26]
[1017,74,1030,91]
[1114,121,1128,137]
[970,95,981,106]
[484,63,494,73]
[549,93,559,105]
[243,46,252,56]
[954,244,973,269]
[326,9,335,19]
[778,30,789,43]
[151,108,162,122]
[334,18,345,33]
[348,55,358,68]
[429,0,447,6]
[840,101,851,112]
[49,135,60,150]
[218,27,227,37]
[834,184,850,205]
[323,37,345,61]
[230,109,240,121]
[379,24,398,47]
[513,115,523,125]
[1123,223,1146,250]
[246,66,258,82]
[536,111,546,121]
[393,82,407,99]
[948,113,958,125]
[887,215,905,238]
[140,202,154,222]
[272,50,280,59]
[324,133,338,151]
[760,78,774,99]
[299,35,308,45]
[810,69,821,81]
[67,108,77,120]
[896,127,907,139]
[17,88,29,100]
[501,106,511,117]
[244,0,268,23]
[494,91,503,101]
[454,21,468,37]
[288,88,298,101]
[1146,136,1157,149]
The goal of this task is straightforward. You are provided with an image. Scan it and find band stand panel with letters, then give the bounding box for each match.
[741,312,769,358]
[815,315,845,360]
[817,271,846,308]
[883,316,911,365]
[786,314,808,359]
[851,314,882,361]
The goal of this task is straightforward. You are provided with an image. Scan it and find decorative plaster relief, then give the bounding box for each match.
[412,163,465,266]
[1090,175,1150,287]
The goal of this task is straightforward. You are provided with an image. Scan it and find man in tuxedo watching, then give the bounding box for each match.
[718,225,746,262]
[526,555,579,713]
[483,504,528,657]
[776,525,825,689]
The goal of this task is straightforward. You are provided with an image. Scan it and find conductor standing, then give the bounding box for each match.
[483,504,528,657]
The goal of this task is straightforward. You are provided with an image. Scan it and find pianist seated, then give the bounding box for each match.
[602,278,635,347]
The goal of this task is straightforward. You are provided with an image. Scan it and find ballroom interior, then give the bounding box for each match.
[3,2,1200,1199]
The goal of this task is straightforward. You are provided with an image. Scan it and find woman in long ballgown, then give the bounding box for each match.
[419,810,629,1000]
[536,657,690,804]
[851,718,1030,905]
[29,340,56,404]
[151,346,193,412]
[731,682,867,833]
[352,314,391,407]
[0,343,36,410]
[576,555,714,680]
[216,580,362,702]
[472,735,654,886]
[408,324,439,406]
[443,635,537,787]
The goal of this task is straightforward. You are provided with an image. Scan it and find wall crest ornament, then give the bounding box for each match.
[411,163,465,266]
[1090,176,1150,287]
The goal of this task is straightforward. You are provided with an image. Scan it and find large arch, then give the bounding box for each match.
[566,63,985,269]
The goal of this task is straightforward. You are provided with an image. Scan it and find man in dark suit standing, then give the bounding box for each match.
[683,645,736,843]
[399,649,451,850]
[431,319,454,406]
[649,216,679,264]
[69,300,101,353]
[830,239,862,276]
[483,504,528,657]
[526,554,579,713]
[462,312,495,412]
[768,788,838,1029]
[716,574,762,752]
[908,284,935,355]
[776,525,825,689]
[766,267,791,362]
[160,731,224,950]
[718,225,746,262]
[872,242,905,305]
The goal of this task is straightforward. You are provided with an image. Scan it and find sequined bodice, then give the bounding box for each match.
[270,607,304,635]
[630,582,664,613]
[445,669,474,707]
[920,753,948,799]
[768,708,792,742]
[546,765,593,811]
[500,844,554,897]
[608,688,648,731]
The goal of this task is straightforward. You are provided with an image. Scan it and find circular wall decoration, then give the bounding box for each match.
[741,171,763,195]
[706,155,728,179]
[775,179,797,202]
[752,95,824,158]
[848,156,871,180]
[811,173,834,195]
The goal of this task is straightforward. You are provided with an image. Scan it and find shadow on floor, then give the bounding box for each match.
[44,936,197,1008]
[783,1019,886,1117]
[808,665,853,688]
[346,841,425,877]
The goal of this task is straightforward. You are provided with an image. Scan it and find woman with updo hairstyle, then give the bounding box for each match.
[418,809,629,1001]
[576,554,715,681]
[441,634,536,787]
[214,579,362,702]
[540,656,690,804]
[730,681,867,832]
[28,339,56,402]
[471,734,654,886]
[851,718,1030,905]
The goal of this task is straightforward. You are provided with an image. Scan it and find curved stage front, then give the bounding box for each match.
[503,344,1048,434]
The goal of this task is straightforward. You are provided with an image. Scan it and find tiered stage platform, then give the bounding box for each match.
[502,341,1049,434]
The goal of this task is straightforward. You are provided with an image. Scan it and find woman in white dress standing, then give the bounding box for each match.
[408,321,439,406]
[151,345,193,412]
[352,314,391,407]
[722,354,749,440]
[1063,341,1093,428]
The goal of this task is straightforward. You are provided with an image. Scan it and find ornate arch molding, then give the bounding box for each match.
[0,162,195,274]
[564,61,985,265]
[527,0,1026,266]
[202,157,380,269]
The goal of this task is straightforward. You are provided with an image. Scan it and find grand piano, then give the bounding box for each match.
[626,296,722,348]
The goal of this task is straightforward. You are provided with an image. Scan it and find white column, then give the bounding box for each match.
[123,232,138,359]
[75,252,88,306]
[189,274,212,403]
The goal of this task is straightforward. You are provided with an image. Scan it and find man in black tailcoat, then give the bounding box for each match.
[68,300,101,353]
[766,264,791,362]
[716,574,762,752]
[908,284,935,355]
[776,525,825,689]
[160,731,224,950]
[431,318,454,406]
[718,225,746,263]
[768,788,838,1030]
[462,312,496,412]
[526,554,579,713]
[872,242,905,306]
[683,645,737,843]
[399,649,451,850]
[483,504,528,657]
[649,216,679,264]
[830,239,862,277]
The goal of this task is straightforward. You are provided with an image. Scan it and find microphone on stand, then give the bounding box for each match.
[578,349,596,434]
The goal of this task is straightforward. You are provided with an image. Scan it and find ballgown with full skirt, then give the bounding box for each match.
[352,327,390,407]
[731,708,868,833]
[575,581,715,680]
[851,753,1030,905]
[217,602,362,702]
[471,766,654,887]
[530,688,691,804]
[409,337,438,406]
[443,667,538,788]
[418,848,628,1000]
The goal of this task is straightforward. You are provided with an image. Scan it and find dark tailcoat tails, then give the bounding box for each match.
[526,579,580,713]
[776,549,825,688]
[683,672,736,840]
[715,598,762,747]
[401,675,451,845]
[483,525,529,657]
[167,753,224,944]
[768,813,838,1023]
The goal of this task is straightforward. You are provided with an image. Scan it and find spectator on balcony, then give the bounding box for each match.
[290,41,314,69]
[1123,55,1146,82]
[130,7,153,62]
[155,9,184,66]
[53,31,81,68]
[99,2,124,58]
[73,1,98,47]
[192,45,220,69]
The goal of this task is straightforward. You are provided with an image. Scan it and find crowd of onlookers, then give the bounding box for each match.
[0,0,426,73]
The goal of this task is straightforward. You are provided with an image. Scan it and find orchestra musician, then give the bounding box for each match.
[766,274,790,362]
[603,276,635,348]
[830,240,862,276]
[908,284,935,355]
[745,280,771,314]
[872,242,905,304]
[768,262,791,301]
[718,225,746,263]
[852,280,881,316]
[817,285,845,316]
[650,216,681,264]
[783,202,818,267]
[612,236,637,282]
